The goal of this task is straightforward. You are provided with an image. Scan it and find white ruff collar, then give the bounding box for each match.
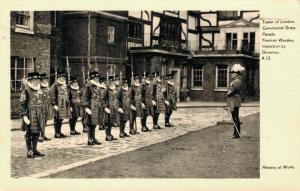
[28,82,40,91]
[90,80,101,87]
[122,86,128,91]
[168,81,174,86]
[70,84,79,90]
[57,79,66,85]
[109,85,116,90]
[41,82,49,88]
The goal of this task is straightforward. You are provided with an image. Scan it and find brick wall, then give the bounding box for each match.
[188,57,256,101]
[10,11,52,118]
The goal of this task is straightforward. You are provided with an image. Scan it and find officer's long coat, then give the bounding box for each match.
[69,86,82,119]
[227,77,242,111]
[118,87,131,121]
[165,84,177,113]
[82,82,108,126]
[50,82,71,119]
[153,82,166,113]
[142,83,154,116]
[19,86,44,134]
[108,87,120,124]
[41,85,54,120]
[129,85,144,117]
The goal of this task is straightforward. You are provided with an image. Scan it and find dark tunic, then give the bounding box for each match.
[69,87,82,118]
[165,84,177,112]
[129,85,144,117]
[82,83,108,126]
[108,87,119,124]
[153,83,165,113]
[19,86,44,134]
[41,86,54,120]
[50,82,71,119]
[142,83,154,116]
[227,78,242,111]
[118,88,131,121]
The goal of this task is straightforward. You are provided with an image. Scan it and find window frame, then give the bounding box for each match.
[15,11,34,34]
[11,57,35,93]
[107,25,116,44]
[225,32,237,50]
[191,65,204,90]
[107,63,116,77]
[215,65,229,91]
[128,21,143,40]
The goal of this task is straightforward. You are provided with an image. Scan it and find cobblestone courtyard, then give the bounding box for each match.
[11,107,259,178]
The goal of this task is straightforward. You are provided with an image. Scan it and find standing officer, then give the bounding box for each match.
[81,71,102,145]
[69,76,82,135]
[152,73,165,129]
[129,75,144,135]
[39,73,53,142]
[227,64,244,139]
[141,73,153,132]
[98,76,116,141]
[106,77,118,141]
[19,72,45,158]
[50,71,70,138]
[165,74,177,127]
[117,78,131,138]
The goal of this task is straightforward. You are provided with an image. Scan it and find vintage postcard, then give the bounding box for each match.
[0,0,299,190]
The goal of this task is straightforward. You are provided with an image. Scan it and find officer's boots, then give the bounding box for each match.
[25,136,34,158]
[153,115,162,129]
[92,126,101,145]
[141,118,148,132]
[119,121,125,138]
[87,126,94,145]
[129,121,136,135]
[32,134,45,157]
[144,117,150,131]
[105,125,117,141]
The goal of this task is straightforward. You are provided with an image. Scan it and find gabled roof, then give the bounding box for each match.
[220,18,259,28]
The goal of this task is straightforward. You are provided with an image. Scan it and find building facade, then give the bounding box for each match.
[10,11,52,118]
[10,10,260,118]
[127,11,260,102]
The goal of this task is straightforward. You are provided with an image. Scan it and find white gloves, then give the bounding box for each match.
[165,100,170,106]
[141,103,145,109]
[85,108,92,115]
[70,107,73,112]
[23,116,30,125]
[77,117,82,121]
[105,108,111,114]
[118,108,124,113]
[130,105,136,111]
[152,100,156,106]
[53,105,58,111]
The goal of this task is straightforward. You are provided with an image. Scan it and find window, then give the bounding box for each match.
[226,33,237,50]
[16,11,30,27]
[11,57,35,92]
[188,15,197,30]
[108,26,115,44]
[216,65,229,89]
[242,32,255,52]
[128,21,142,39]
[192,65,203,89]
[14,11,34,34]
[107,64,116,77]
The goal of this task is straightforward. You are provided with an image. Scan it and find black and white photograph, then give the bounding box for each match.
[9,10,261,178]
